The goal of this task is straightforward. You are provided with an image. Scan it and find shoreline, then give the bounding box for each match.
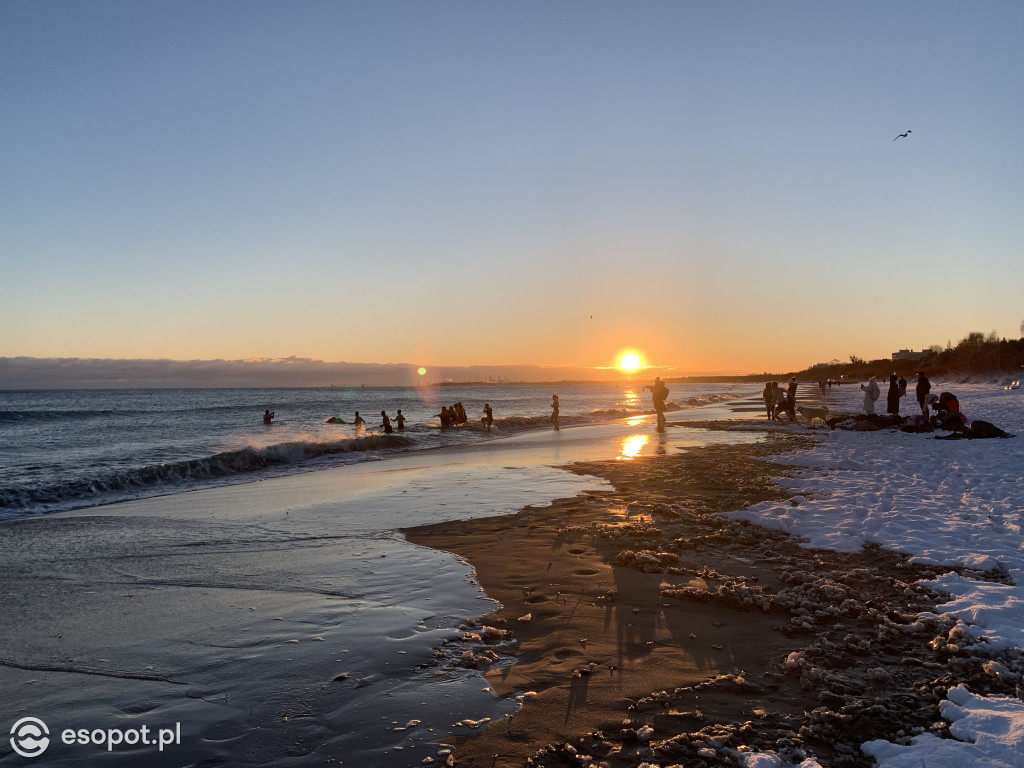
[403,427,1019,767]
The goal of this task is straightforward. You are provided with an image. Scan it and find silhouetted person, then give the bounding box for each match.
[644,377,669,427]
[782,377,797,421]
[483,403,493,429]
[263,410,275,424]
[887,374,900,417]
[762,382,774,419]
[354,411,366,431]
[916,372,931,416]
[381,410,393,434]
[771,382,787,421]
[551,395,560,430]
[395,409,406,430]
[898,376,907,397]
[435,406,453,428]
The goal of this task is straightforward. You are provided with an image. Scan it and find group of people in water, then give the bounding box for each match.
[435,402,473,428]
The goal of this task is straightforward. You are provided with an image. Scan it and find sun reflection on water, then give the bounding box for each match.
[618,434,649,460]
[623,387,641,410]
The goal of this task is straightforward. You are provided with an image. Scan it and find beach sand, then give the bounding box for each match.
[4,404,1016,766]
[405,428,1009,767]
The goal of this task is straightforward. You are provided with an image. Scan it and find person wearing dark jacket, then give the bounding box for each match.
[887,374,901,417]
[785,378,798,420]
[916,372,931,416]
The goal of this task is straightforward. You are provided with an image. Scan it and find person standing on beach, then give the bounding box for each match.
[354,411,366,432]
[861,376,880,415]
[483,403,493,429]
[551,395,560,430]
[782,378,798,421]
[898,376,908,397]
[762,382,774,419]
[886,374,901,417]
[771,382,788,421]
[916,372,931,416]
[395,409,406,430]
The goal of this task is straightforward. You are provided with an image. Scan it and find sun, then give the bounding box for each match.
[619,353,641,371]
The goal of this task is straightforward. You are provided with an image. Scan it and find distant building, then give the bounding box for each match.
[892,349,927,361]
[811,359,843,369]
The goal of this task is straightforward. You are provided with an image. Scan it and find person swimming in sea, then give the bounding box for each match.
[263,410,275,424]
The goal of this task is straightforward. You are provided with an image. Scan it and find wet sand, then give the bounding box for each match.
[405,428,1011,767]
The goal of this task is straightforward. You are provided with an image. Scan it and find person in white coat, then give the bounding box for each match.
[861,376,880,415]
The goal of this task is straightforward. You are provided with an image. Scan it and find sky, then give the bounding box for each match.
[2,1,1023,379]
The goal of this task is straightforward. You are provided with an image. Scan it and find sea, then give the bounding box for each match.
[0,382,756,519]
[0,382,764,767]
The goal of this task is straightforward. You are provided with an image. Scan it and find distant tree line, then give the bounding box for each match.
[792,330,1024,383]
[677,327,1024,384]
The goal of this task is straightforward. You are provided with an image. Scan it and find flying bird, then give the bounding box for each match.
[893,130,912,141]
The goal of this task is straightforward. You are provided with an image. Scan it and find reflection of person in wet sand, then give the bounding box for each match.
[483,403,493,429]
[353,411,366,433]
[551,395,560,430]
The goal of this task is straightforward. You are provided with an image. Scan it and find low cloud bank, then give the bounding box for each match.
[0,357,642,389]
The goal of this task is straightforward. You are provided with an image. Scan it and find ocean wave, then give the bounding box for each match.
[0,433,412,512]
[0,409,118,424]
[681,392,743,407]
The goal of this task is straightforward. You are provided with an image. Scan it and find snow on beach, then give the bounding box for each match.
[733,382,1024,767]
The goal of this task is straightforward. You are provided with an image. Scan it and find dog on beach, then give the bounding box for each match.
[796,404,829,427]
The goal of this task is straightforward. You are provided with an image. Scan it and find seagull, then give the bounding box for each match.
[893,130,911,141]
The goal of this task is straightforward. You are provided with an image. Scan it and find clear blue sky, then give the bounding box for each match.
[3,1,1022,374]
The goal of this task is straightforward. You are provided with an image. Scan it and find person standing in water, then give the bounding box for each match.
[395,409,406,430]
[550,395,560,430]
[483,403,493,429]
[380,410,393,434]
[354,411,366,432]
[644,377,669,428]
[263,410,275,424]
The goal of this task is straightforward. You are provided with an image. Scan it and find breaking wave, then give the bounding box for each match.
[0,433,412,513]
